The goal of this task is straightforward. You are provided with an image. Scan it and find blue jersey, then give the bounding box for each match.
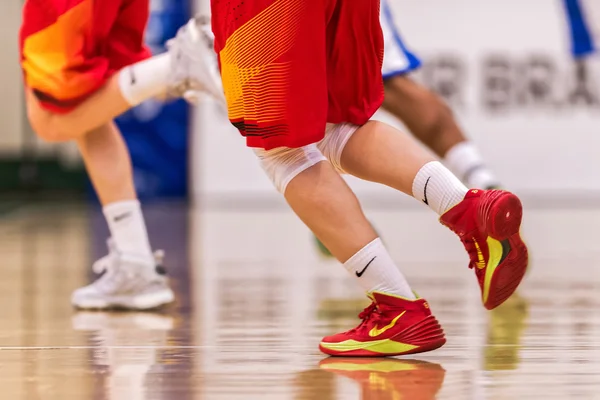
[380,0,422,78]
[562,0,598,58]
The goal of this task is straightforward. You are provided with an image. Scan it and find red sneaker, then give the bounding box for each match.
[440,189,528,310]
[319,292,446,357]
[319,358,446,399]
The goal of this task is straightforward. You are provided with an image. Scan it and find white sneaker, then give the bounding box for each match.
[166,15,226,107]
[71,240,175,310]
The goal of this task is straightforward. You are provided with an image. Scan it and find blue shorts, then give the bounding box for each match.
[562,0,599,59]
[380,0,421,79]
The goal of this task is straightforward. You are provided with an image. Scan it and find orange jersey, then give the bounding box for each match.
[211,0,384,149]
[20,0,151,112]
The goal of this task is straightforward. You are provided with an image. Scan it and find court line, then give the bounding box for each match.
[0,346,219,350]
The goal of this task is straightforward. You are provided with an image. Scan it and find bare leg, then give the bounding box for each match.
[69,120,174,311]
[76,122,153,258]
[284,161,377,263]
[337,121,468,217]
[340,120,435,196]
[76,122,136,205]
[282,156,415,299]
[26,78,131,142]
[277,118,469,308]
[26,54,171,142]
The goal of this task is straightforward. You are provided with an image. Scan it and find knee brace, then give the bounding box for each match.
[317,123,360,174]
[254,144,327,194]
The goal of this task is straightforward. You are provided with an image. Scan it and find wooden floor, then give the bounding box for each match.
[1,201,599,399]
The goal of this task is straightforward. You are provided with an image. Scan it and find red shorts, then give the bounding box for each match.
[19,0,151,113]
[211,0,384,150]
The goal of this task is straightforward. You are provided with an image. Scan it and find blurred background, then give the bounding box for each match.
[2,0,599,202]
[2,0,600,203]
[2,0,600,399]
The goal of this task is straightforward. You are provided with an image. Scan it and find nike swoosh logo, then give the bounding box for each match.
[355,257,376,277]
[473,238,486,269]
[369,311,406,337]
[483,237,512,304]
[129,67,137,85]
[423,176,431,205]
[113,212,132,222]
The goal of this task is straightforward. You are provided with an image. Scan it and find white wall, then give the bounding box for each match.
[191,0,600,206]
[0,0,25,153]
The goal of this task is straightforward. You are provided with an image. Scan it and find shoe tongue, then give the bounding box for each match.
[372,292,430,313]
[440,189,479,227]
[372,292,409,307]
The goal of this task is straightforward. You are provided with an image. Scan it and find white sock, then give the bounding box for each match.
[118,53,171,106]
[344,238,416,299]
[444,141,500,189]
[412,161,469,215]
[103,200,153,261]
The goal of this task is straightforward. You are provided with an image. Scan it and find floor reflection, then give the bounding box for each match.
[320,358,446,400]
[0,203,599,399]
[73,312,176,400]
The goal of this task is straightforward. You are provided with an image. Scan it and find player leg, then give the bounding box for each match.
[315,2,526,356]
[312,0,501,258]
[187,0,523,355]
[23,65,162,143]
[373,3,527,303]
[75,0,183,310]
[22,13,222,142]
[72,122,175,309]
[379,0,499,189]
[200,0,444,357]
[320,21,529,309]
[74,121,156,262]
[318,117,528,311]
[20,0,175,309]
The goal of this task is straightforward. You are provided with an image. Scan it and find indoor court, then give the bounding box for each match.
[2,0,600,398]
[0,199,599,399]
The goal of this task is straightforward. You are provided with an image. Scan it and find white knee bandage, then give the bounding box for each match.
[317,123,359,174]
[255,144,327,194]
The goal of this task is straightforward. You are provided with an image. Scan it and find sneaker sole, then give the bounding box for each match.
[319,315,446,357]
[72,289,175,311]
[479,191,529,310]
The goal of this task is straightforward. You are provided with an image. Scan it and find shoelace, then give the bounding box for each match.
[346,302,383,334]
[461,237,479,270]
[444,222,479,270]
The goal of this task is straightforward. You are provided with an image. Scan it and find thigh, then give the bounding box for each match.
[326,0,385,126]
[211,0,330,150]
